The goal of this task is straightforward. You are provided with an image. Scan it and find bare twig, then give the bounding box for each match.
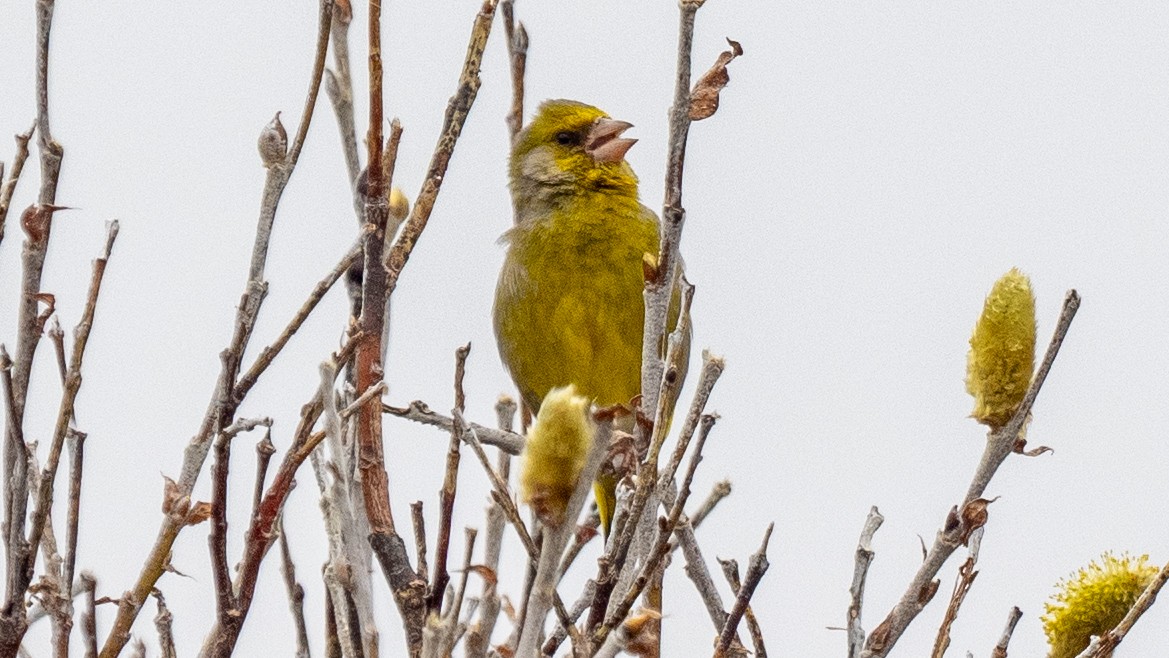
[279,520,311,658]
[639,0,702,424]
[862,291,1080,657]
[436,528,478,655]
[599,413,718,644]
[991,607,1022,658]
[3,2,68,642]
[252,428,276,517]
[80,573,97,658]
[339,381,388,419]
[18,221,118,658]
[0,127,34,247]
[930,531,982,658]
[719,559,767,658]
[714,524,773,657]
[385,401,525,454]
[675,519,727,631]
[383,0,499,296]
[100,3,336,653]
[324,0,361,191]
[688,479,732,531]
[465,397,516,658]
[209,429,235,621]
[411,501,429,584]
[500,0,528,144]
[152,589,176,658]
[541,579,597,656]
[428,345,471,613]
[461,422,575,635]
[234,237,364,403]
[198,339,355,658]
[847,507,884,658]
[588,353,723,641]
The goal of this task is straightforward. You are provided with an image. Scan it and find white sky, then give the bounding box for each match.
[3,1,1169,656]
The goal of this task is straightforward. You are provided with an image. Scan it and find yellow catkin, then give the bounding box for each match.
[966,268,1036,428]
[1042,552,1158,658]
[388,186,409,220]
[519,386,594,527]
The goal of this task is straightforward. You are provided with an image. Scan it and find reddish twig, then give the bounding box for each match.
[428,344,471,613]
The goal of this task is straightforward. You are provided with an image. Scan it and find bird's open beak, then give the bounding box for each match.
[585,118,637,163]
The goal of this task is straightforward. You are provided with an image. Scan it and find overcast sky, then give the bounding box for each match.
[3,1,1169,656]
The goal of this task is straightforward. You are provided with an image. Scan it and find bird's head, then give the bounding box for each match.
[510,99,640,200]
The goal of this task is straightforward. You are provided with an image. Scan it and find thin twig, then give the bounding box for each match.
[3,1,68,641]
[324,0,361,191]
[152,589,176,658]
[930,531,981,658]
[714,524,773,657]
[252,428,276,518]
[24,222,118,630]
[599,414,719,643]
[80,573,97,658]
[990,607,1022,658]
[461,422,574,634]
[100,3,336,653]
[440,528,478,655]
[675,519,728,632]
[500,0,528,144]
[541,579,597,656]
[62,428,85,604]
[279,520,311,658]
[0,126,35,245]
[719,559,767,658]
[411,501,429,584]
[466,397,516,658]
[234,237,364,404]
[339,381,388,419]
[847,507,884,658]
[862,291,1080,657]
[639,0,701,429]
[199,339,354,658]
[209,430,235,621]
[588,353,723,641]
[383,0,500,296]
[384,401,525,454]
[428,344,471,613]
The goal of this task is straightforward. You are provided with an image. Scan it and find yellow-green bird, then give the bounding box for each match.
[494,99,686,531]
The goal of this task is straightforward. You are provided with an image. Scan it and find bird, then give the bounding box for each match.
[493,99,688,532]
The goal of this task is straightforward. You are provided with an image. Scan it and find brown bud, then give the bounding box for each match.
[257,112,288,167]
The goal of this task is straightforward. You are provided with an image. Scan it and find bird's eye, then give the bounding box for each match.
[555,131,576,146]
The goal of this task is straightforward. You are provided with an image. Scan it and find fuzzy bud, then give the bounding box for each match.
[520,386,594,527]
[966,268,1036,428]
[1043,552,1157,658]
[389,186,410,221]
[257,112,287,168]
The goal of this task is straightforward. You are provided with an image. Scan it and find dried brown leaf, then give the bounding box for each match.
[690,38,744,121]
[161,476,188,517]
[466,564,498,587]
[959,497,997,544]
[185,501,213,526]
